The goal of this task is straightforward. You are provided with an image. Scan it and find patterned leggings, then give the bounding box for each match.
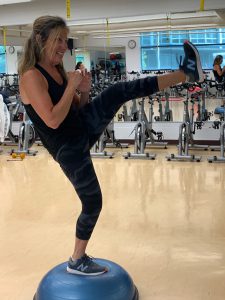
[55,76,159,240]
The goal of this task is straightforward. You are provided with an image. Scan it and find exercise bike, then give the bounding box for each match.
[208,119,225,163]
[166,83,206,162]
[154,89,173,122]
[123,97,157,160]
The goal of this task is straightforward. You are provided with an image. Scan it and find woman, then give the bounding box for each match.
[213,55,225,83]
[75,61,85,71]
[19,15,203,276]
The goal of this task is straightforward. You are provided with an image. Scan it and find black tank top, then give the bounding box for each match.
[24,64,84,158]
[213,66,224,83]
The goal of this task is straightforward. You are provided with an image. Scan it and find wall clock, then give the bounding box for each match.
[8,46,15,54]
[128,40,136,49]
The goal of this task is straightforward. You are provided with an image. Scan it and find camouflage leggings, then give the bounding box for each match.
[55,76,159,240]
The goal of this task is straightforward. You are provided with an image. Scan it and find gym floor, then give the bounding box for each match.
[1,96,225,300]
[1,142,225,300]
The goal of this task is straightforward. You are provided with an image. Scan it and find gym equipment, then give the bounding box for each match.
[166,83,205,162]
[104,119,129,149]
[208,92,225,152]
[0,94,10,143]
[122,99,138,122]
[153,93,163,121]
[163,90,173,121]
[200,75,214,98]
[17,110,37,155]
[10,108,38,156]
[187,92,209,152]
[33,258,139,300]
[11,152,25,159]
[209,79,225,98]
[91,130,114,159]
[146,95,168,148]
[1,87,37,155]
[7,152,26,161]
[194,83,212,122]
[208,121,225,163]
[1,92,21,146]
[154,89,173,122]
[0,94,10,154]
[123,97,157,160]
[166,122,201,162]
[91,118,128,158]
[1,74,38,155]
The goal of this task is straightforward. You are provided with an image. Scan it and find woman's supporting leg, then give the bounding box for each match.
[56,142,103,260]
[72,238,88,260]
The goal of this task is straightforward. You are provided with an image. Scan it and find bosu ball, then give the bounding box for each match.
[33,258,139,300]
[214,106,225,115]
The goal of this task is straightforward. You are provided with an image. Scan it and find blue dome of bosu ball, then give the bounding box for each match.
[33,258,139,300]
[214,106,225,115]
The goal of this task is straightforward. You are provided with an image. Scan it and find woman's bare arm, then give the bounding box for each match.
[19,69,83,129]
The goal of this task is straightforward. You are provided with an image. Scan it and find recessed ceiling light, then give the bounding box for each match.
[0,0,32,5]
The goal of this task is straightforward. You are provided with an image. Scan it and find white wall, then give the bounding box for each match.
[125,37,141,73]
[63,50,76,71]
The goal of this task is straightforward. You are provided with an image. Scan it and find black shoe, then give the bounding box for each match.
[67,254,108,276]
[180,40,204,83]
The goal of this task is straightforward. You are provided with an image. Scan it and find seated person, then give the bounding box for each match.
[213,55,225,83]
[75,61,85,71]
[213,55,225,106]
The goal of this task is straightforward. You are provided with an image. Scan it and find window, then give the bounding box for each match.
[141,28,225,70]
[75,55,85,64]
[0,46,6,73]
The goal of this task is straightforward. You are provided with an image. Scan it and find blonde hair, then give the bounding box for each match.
[18,15,69,80]
[213,55,223,66]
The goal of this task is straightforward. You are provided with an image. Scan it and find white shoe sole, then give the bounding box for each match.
[67,266,106,276]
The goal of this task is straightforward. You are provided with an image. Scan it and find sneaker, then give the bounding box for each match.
[67,254,108,276]
[179,40,204,83]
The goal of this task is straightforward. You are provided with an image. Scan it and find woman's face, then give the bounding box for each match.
[79,63,85,70]
[44,28,68,65]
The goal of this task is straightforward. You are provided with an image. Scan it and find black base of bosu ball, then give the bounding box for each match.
[33,258,139,300]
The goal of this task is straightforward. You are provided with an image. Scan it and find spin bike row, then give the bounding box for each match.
[89,80,225,163]
[1,79,225,163]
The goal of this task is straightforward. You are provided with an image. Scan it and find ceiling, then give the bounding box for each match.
[0,0,225,44]
[67,10,225,39]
